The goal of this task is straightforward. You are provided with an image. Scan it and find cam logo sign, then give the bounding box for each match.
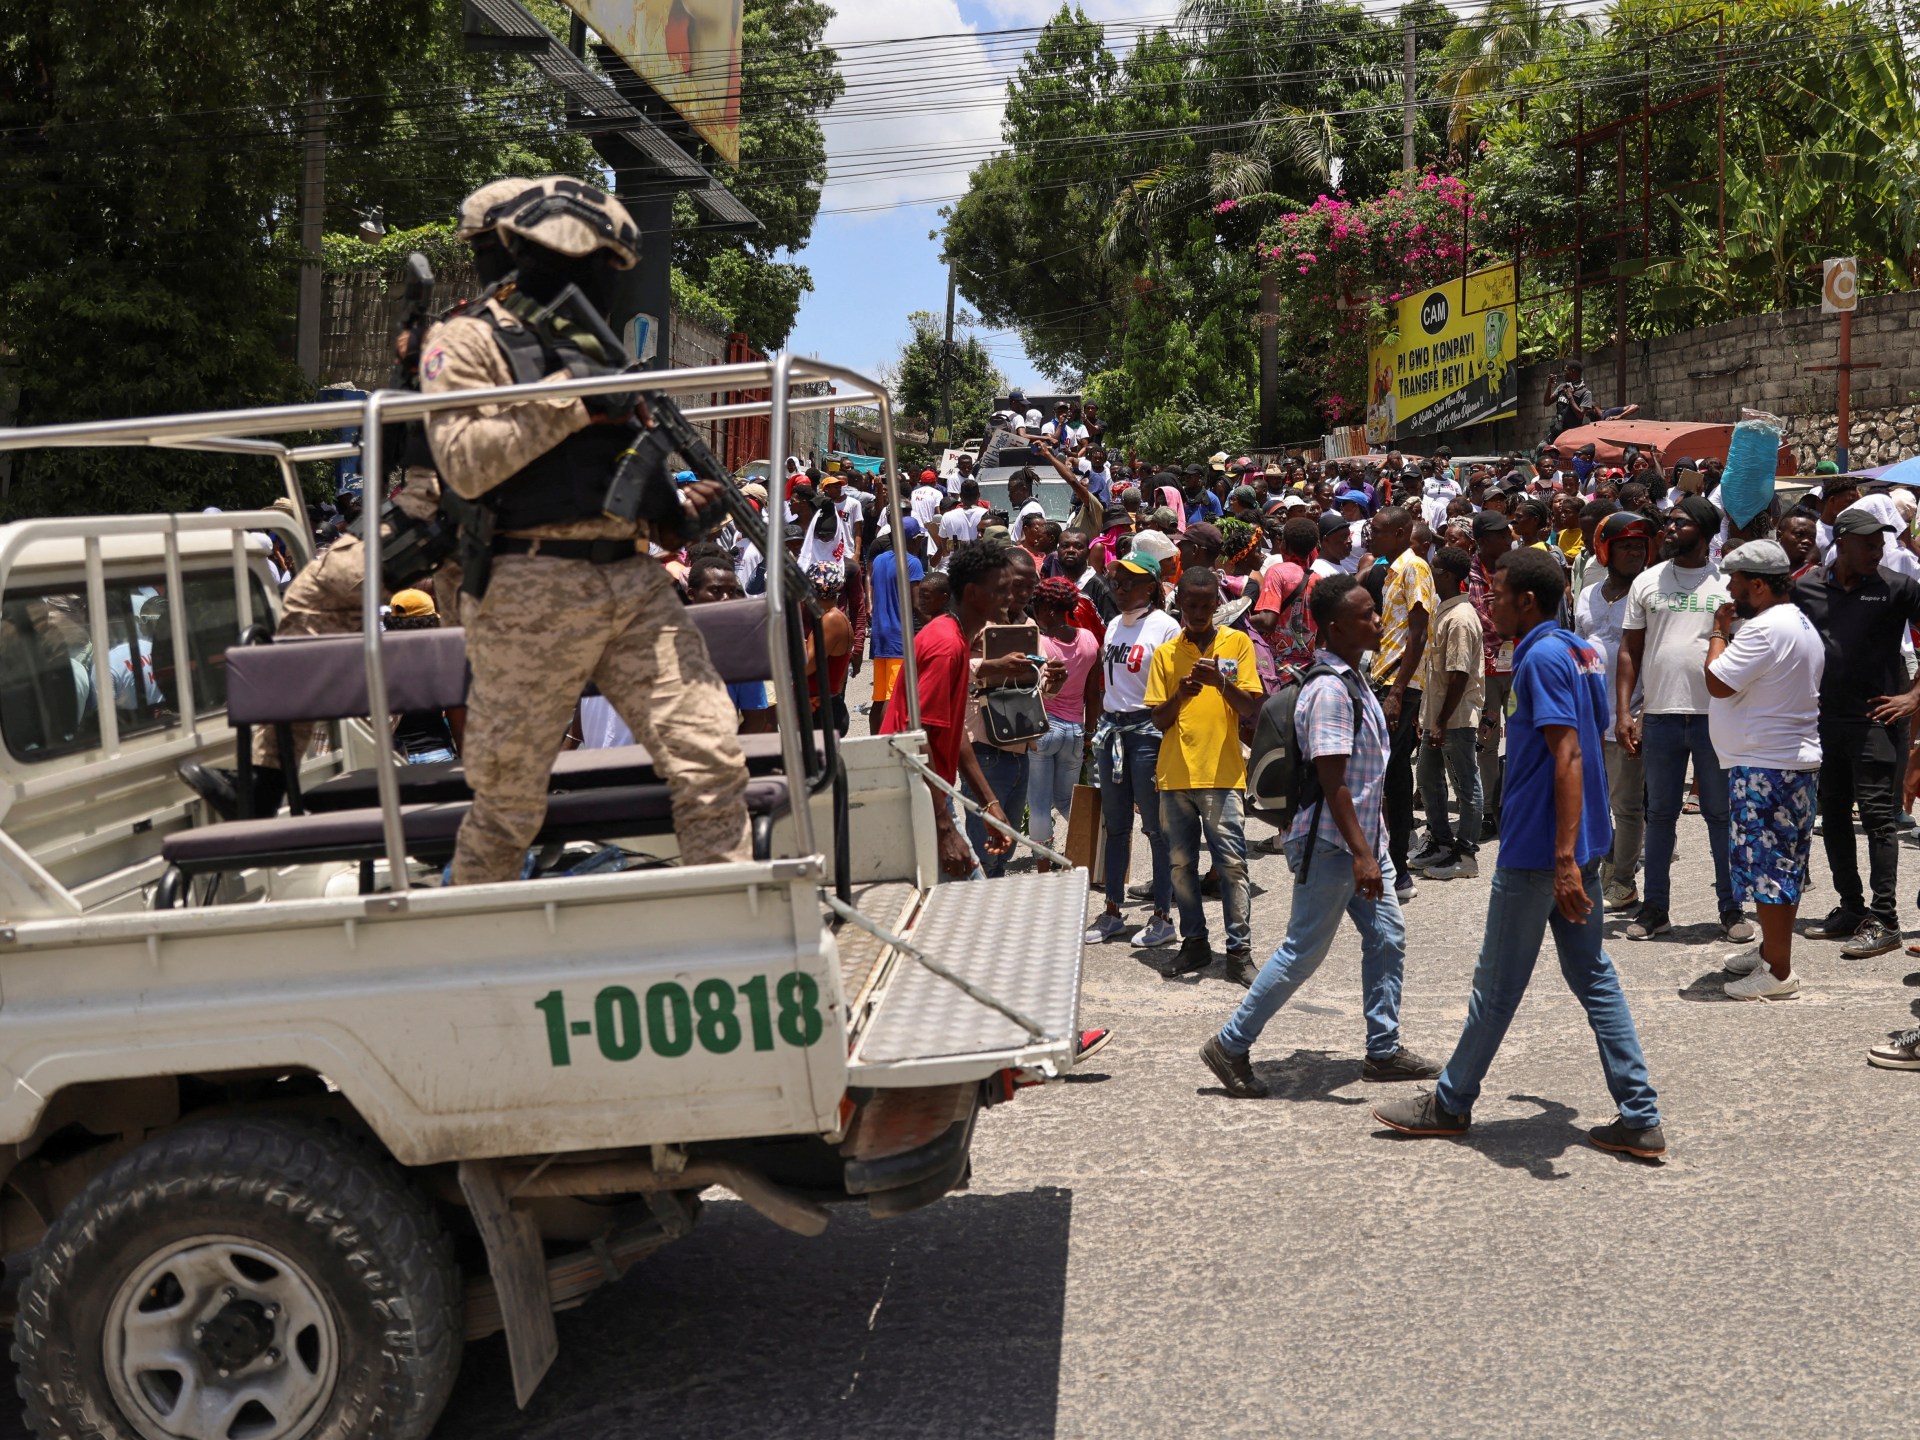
[1822,257,1858,315]
[1366,263,1518,443]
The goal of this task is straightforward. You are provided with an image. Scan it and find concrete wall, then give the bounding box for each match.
[1425,290,1920,469]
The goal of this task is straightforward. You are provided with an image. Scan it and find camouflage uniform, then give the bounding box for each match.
[421,298,750,881]
[250,469,457,768]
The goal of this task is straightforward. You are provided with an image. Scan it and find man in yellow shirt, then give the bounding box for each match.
[1147,567,1265,983]
[1368,505,1436,903]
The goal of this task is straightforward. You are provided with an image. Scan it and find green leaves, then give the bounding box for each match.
[886,311,1004,435]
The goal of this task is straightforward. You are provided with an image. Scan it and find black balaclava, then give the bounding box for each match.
[508,237,620,312]
[469,231,516,287]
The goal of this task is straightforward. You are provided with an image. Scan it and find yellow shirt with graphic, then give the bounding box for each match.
[1144,627,1262,790]
[1370,550,1437,686]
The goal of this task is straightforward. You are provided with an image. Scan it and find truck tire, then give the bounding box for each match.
[13,1115,463,1440]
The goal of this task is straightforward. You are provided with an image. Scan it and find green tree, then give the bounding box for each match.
[1435,0,1591,149]
[886,312,1005,436]
[672,0,842,348]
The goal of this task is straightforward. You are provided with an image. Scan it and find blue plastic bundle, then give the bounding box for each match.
[1720,414,1782,528]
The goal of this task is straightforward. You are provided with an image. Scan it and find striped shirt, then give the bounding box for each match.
[1288,650,1390,860]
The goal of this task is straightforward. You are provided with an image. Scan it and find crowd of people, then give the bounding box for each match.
[707,427,1920,1145]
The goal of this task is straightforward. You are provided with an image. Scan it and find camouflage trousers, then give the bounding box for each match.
[252,534,464,768]
[452,552,750,884]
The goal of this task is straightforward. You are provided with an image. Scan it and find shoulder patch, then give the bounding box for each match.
[422,347,446,382]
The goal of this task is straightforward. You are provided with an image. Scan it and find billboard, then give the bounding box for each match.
[1365,263,1518,444]
[563,0,743,165]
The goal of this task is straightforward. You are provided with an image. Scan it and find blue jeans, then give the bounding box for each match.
[1640,712,1732,913]
[1434,861,1660,1127]
[1025,717,1083,848]
[962,743,1028,880]
[1162,789,1252,952]
[1219,838,1405,1059]
[1416,727,1483,853]
[1096,719,1171,913]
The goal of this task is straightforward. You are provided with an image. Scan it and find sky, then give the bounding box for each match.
[784,0,1179,399]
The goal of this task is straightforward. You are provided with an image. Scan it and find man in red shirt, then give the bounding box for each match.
[882,540,1019,878]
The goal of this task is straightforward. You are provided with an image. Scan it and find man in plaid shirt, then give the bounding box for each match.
[1468,510,1516,831]
[1200,574,1442,1098]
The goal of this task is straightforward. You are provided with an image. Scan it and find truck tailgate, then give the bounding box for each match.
[847,871,1084,1087]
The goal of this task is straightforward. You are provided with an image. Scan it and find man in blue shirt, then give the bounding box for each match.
[1373,547,1666,1159]
[867,517,927,734]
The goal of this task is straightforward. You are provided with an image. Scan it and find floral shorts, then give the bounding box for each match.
[1728,766,1818,905]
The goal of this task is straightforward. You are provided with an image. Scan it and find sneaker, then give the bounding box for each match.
[1127,881,1154,901]
[1200,1034,1269,1098]
[1479,817,1499,842]
[1224,950,1260,988]
[1395,877,1418,903]
[1136,914,1177,948]
[1408,841,1451,871]
[1721,949,1768,977]
[1841,918,1901,959]
[1372,1088,1469,1137]
[1083,912,1129,944]
[1625,906,1671,941]
[1868,1026,1920,1070]
[1603,880,1639,910]
[1423,851,1479,881]
[1362,1046,1442,1082]
[1588,1116,1667,1159]
[1721,910,1757,944]
[1167,935,1213,975]
[1724,966,1801,1001]
[1803,906,1863,941]
[1076,1027,1114,1063]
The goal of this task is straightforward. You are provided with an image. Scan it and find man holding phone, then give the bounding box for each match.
[1145,568,1264,983]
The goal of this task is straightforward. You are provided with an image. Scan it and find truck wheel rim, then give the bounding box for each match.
[103,1234,339,1440]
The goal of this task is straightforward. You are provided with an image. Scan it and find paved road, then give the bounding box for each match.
[420,799,1920,1439]
[6,714,1916,1436]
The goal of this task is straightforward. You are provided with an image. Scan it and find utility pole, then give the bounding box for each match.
[939,262,956,443]
[1402,11,1417,174]
[295,76,327,386]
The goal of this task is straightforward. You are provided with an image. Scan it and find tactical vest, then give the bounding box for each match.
[474,306,633,531]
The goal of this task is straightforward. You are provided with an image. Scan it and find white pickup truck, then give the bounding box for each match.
[0,354,1087,1440]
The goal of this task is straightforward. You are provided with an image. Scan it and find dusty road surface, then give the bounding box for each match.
[5,699,1915,1438]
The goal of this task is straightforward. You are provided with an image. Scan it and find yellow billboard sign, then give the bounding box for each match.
[1365,263,1518,443]
[562,0,742,166]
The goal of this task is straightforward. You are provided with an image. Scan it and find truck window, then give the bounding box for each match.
[1,568,271,762]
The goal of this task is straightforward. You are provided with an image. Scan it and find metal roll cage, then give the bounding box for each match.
[0,354,916,896]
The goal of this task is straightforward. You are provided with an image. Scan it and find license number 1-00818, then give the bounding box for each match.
[533,975,824,1067]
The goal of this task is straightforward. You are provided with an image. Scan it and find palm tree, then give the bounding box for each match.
[1436,0,1591,148]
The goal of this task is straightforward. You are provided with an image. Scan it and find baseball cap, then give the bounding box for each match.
[1184,521,1224,552]
[740,481,769,502]
[387,588,436,618]
[1317,512,1351,539]
[1230,485,1257,505]
[1835,505,1895,536]
[897,516,924,539]
[1114,551,1161,579]
[1335,489,1371,511]
[1470,510,1512,537]
[1721,538,1792,575]
[1208,452,1229,471]
[1132,530,1179,564]
[919,469,937,484]
[1814,459,1841,476]
[1281,494,1309,511]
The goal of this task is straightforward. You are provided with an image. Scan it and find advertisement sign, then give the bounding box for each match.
[1822,256,1858,314]
[561,0,743,165]
[1365,263,1518,443]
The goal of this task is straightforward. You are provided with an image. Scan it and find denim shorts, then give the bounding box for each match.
[1728,765,1818,905]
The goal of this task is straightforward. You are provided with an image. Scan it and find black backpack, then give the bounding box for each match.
[1246,661,1369,881]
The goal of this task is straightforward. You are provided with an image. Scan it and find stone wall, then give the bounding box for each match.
[1427,289,1920,469]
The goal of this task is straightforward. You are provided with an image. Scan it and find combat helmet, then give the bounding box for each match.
[494,176,640,269]
[454,176,538,240]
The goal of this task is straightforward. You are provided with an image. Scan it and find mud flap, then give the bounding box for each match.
[458,1158,559,1407]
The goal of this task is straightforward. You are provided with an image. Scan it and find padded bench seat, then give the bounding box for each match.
[301,734,809,813]
[160,777,791,880]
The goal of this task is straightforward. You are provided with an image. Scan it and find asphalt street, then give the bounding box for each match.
[7,716,1916,1437]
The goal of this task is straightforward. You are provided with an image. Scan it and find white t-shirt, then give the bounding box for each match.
[798,503,854,571]
[939,505,987,551]
[946,469,973,496]
[1573,579,1641,740]
[1043,419,1088,451]
[1706,601,1825,770]
[1622,560,1731,716]
[1311,557,1343,580]
[909,484,944,528]
[1100,610,1182,713]
[1015,498,1047,535]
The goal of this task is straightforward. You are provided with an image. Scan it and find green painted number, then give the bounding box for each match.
[533,989,572,1067]
[776,973,823,1048]
[738,974,775,1052]
[646,982,694,1058]
[693,979,741,1054]
[594,986,643,1062]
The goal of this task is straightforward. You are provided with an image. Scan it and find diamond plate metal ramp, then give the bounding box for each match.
[848,870,1085,1087]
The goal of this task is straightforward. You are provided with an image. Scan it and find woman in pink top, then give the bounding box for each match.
[1028,578,1104,872]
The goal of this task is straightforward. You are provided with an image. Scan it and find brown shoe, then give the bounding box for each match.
[1200,1035,1268,1098]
